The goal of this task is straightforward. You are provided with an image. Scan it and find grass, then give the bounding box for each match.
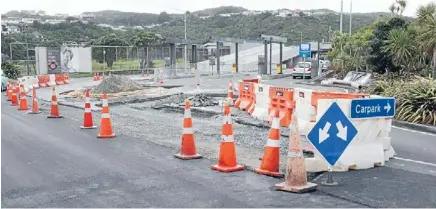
[92,58,186,72]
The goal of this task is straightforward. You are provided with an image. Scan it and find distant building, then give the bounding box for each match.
[21,17,41,24]
[1,25,20,34]
[55,13,69,18]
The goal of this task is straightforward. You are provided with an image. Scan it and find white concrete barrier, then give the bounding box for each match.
[304,98,394,172]
[49,74,56,86]
[18,76,39,92]
[251,83,271,121]
[293,88,316,135]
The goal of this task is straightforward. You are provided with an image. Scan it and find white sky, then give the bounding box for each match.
[1,0,435,17]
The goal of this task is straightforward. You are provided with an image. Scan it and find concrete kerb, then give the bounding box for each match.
[392,120,436,135]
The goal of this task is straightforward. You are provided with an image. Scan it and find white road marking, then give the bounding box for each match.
[392,126,436,137]
[393,157,436,168]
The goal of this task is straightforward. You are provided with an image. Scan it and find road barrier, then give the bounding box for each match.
[232,78,395,172]
[251,83,271,121]
[268,87,295,127]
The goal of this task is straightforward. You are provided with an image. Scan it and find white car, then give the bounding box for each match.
[291,62,312,79]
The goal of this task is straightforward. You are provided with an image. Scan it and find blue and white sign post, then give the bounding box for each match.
[350,98,396,119]
[299,43,311,81]
[307,102,358,186]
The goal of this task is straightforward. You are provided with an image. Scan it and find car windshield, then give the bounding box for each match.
[297,63,310,68]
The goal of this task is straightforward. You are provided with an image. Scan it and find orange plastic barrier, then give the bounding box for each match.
[242,78,259,83]
[268,87,295,127]
[38,75,50,87]
[309,91,369,122]
[235,82,255,111]
[64,74,70,84]
[55,74,66,85]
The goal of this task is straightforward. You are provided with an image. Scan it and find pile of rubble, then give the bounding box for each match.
[151,93,219,109]
[91,75,142,94]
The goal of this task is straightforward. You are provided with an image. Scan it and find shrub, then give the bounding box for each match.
[364,78,436,126]
[1,62,21,80]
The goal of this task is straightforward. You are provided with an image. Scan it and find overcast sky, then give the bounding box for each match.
[2,0,436,17]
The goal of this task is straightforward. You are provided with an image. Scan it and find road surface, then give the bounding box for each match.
[1,97,361,208]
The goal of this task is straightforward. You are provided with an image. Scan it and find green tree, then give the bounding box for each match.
[382,28,417,76]
[157,12,172,24]
[415,3,436,79]
[130,31,163,68]
[90,33,128,68]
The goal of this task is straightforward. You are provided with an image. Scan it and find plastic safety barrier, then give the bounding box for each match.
[268,87,295,127]
[235,78,258,111]
[64,74,70,84]
[304,98,394,172]
[251,83,271,121]
[38,75,51,87]
[55,74,66,85]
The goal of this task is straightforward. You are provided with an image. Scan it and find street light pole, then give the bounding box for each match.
[184,12,188,73]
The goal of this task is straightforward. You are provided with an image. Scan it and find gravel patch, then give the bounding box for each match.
[91,75,142,94]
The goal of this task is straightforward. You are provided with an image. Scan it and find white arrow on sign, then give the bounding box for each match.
[319,122,331,144]
[384,102,391,113]
[336,121,348,141]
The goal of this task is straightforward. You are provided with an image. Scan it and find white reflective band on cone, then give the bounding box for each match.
[271,117,280,129]
[52,101,58,105]
[288,150,303,158]
[21,96,27,99]
[33,98,38,102]
[101,113,110,118]
[184,109,192,118]
[266,138,281,147]
[85,108,91,113]
[182,127,194,134]
[102,99,108,107]
[85,97,90,103]
[221,135,234,142]
[222,115,232,124]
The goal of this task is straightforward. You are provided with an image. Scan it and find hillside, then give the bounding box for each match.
[1,6,394,46]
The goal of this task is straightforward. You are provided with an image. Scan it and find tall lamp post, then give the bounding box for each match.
[170,8,189,73]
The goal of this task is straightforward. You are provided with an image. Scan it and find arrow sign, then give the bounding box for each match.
[319,122,331,144]
[350,98,396,119]
[307,102,358,166]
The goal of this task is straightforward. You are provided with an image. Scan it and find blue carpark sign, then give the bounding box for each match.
[350,98,396,119]
[299,43,311,58]
[307,102,358,166]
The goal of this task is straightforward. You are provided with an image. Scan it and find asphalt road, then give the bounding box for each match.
[1,96,362,207]
[390,127,436,164]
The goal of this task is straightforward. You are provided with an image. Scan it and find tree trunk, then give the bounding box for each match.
[433,46,436,80]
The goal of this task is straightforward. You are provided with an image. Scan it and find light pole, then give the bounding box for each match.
[170,8,189,73]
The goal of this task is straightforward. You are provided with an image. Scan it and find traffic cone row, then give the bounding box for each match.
[18,84,29,111]
[93,73,100,81]
[227,80,234,106]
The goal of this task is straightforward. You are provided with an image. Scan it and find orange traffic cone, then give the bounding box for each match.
[28,86,41,114]
[97,93,115,138]
[101,72,105,80]
[94,73,100,81]
[7,83,13,101]
[175,99,202,160]
[211,99,244,172]
[256,110,283,177]
[10,85,19,106]
[47,87,63,118]
[227,80,234,105]
[275,114,317,193]
[18,84,29,111]
[81,90,97,129]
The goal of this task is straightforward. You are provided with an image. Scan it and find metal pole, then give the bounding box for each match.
[264,40,268,75]
[184,12,188,73]
[340,0,344,33]
[235,43,239,73]
[350,0,353,35]
[300,32,303,44]
[9,43,12,61]
[318,41,321,77]
[303,56,306,81]
[269,38,272,75]
[25,34,30,75]
[216,42,220,76]
[279,43,283,74]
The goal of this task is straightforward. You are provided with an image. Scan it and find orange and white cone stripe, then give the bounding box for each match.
[47,87,63,118]
[28,86,41,114]
[211,99,244,173]
[81,90,97,129]
[175,99,202,160]
[97,93,115,138]
[256,110,283,177]
[18,84,29,111]
[7,84,13,101]
[227,80,234,105]
[10,85,19,106]
[275,114,317,193]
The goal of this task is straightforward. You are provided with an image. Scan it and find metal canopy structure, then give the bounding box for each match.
[163,38,207,76]
[208,36,246,75]
[259,34,287,75]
